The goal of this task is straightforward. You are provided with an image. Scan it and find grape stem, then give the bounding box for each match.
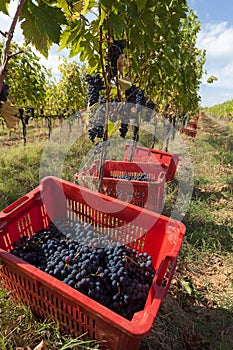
[124,255,139,266]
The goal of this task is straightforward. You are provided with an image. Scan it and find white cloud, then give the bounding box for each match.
[198,22,233,62]
[0,7,24,46]
[38,51,61,77]
[196,21,233,105]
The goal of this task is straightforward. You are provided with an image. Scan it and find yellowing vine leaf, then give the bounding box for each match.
[73,0,89,15]
[81,0,90,15]
[108,120,117,137]
[118,77,132,91]
[0,102,18,130]
[73,1,83,13]
[117,54,125,77]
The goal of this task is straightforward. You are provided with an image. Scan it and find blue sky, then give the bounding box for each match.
[1,0,233,107]
[188,0,233,106]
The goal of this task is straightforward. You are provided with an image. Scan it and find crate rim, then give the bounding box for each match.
[0,176,186,338]
[124,144,180,160]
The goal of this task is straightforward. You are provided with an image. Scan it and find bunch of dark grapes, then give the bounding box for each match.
[119,104,131,138]
[87,104,105,143]
[24,107,35,125]
[125,85,138,104]
[86,75,105,143]
[114,173,151,182]
[10,219,155,320]
[109,40,126,78]
[146,101,156,110]
[0,82,9,105]
[86,73,105,107]
[136,89,146,106]
[119,122,129,138]
[88,123,104,143]
[18,108,24,121]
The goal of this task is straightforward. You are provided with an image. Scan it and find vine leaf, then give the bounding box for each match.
[118,77,132,91]
[20,2,66,57]
[181,276,195,296]
[109,12,126,35]
[0,0,10,15]
[0,101,18,130]
[207,75,218,84]
[73,1,83,13]
[108,120,116,137]
[136,0,147,12]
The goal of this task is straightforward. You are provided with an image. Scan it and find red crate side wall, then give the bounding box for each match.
[0,260,129,347]
[78,162,165,211]
[0,201,48,252]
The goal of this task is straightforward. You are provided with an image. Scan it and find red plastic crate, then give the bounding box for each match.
[187,121,198,129]
[0,176,186,350]
[74,160,166,212]
[124,144,179,182]
[179,127,197,137]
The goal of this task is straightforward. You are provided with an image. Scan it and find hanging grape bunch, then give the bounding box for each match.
[86,74,105,143]
[119,107,130,138]
[109,40,126,78]
[24,107,35,125]
[132,89,146,140]
[88,104,106,143]
[0,82,9,106]
[125,84,137,104]
[118,85,137,138]
[136,89,146,106]
[86,73,105,107]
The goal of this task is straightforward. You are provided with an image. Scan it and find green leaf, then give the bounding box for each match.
[72,1,83,13]
[136,0,147,12]
[19,1,66,57]
[141,10,157,30]
[107,120,116,137]
[109,12,126,35]
[181,276,195,295]
[207,75,218,84]
[100,0,114,11]
[20,7,50,57]
[0,0,10,15]
[81,0,90,15]
[59,25,81,51]
[28,2,67,44]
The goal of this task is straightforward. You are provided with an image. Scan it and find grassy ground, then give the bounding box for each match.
[0,113,232,349]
